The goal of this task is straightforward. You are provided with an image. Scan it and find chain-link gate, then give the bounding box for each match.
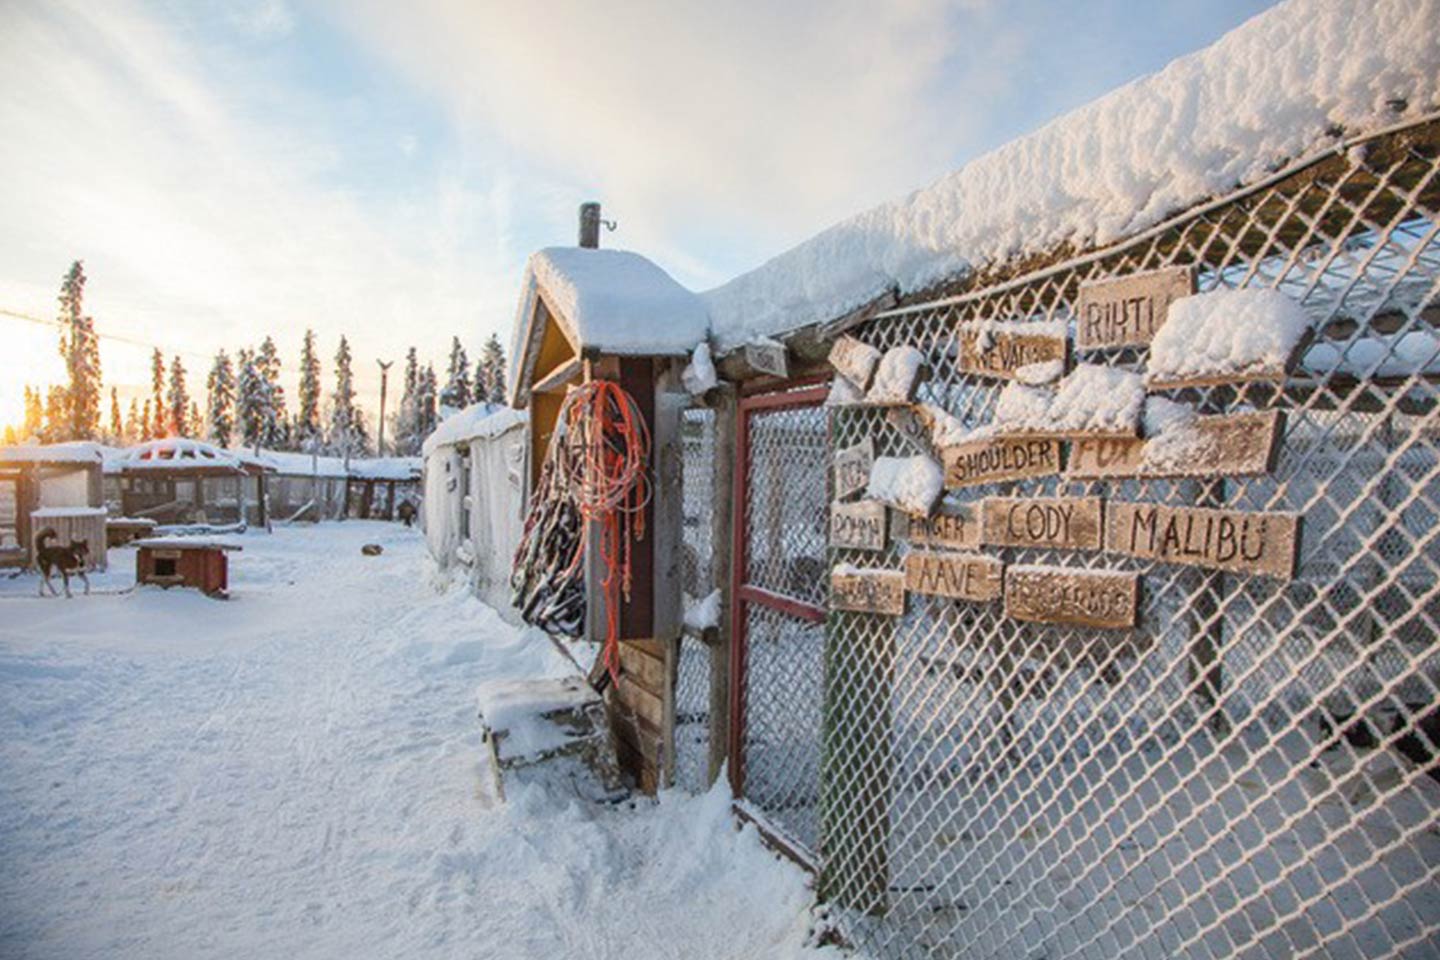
[731,382,832,856]
[676,406,718,793]
[819,120,1440,958]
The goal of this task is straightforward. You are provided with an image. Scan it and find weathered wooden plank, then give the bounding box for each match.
[744,339,789,379]
[1004,565,1139,629]
[905,550,1003,601]
[829,335,882,390]
[958,324,1068,380]
[942,435,1063,488]
[981,496,1104,551]
[830,499,888,551]
[885,406,932,454]
[831,567,906,615]
[888,502,983,550]
[834,437,875,501]
[619,641,667,693]
[1066,410,1285,479]
[1075,266,1196,350]
[1105,501,1301,579]
[616,673,665,730]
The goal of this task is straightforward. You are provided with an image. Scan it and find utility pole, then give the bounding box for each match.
[376,359,393,457]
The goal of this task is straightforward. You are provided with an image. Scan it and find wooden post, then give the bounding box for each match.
[707,385,738,785]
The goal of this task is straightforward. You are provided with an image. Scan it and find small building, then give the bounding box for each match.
[259,449,350,522]
[108,438,271,530]
[0,442,107,570]
[133,536,241,597]
[422,402,529,620]
[343,457,422,521]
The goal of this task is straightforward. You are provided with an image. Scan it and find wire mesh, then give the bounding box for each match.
[812,120,1440,958]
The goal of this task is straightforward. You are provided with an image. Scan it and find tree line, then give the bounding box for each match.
[6,261,507,457]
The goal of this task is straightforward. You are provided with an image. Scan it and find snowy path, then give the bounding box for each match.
[0,524,821,959]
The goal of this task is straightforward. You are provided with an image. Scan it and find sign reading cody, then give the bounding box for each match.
[830,499,888,551]
[958,323,1068,380]
[1075,266,1195,350]
[981,496,1104,551]
[1106,501,1300,579]
[831,567,906,615]
[1004,565,1139,629]
[905,550,1003,602]
[943,436,1061,488]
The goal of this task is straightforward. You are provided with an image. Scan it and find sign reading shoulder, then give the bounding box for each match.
[833,437,875,500]
[1105,501,1300,579]
[831,567,906,615]
[889,503,982,550]
[942,436,1062,488]
[1004,565,1139,629]
[981,496,1104,551]
[1075,266,1195,350]
[905,550,1003,601]
[958,324,1068,380]
[830,499,888,551]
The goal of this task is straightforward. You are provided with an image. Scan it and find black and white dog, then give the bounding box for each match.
[34,528,91,598]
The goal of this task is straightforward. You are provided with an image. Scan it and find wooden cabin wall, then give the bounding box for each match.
[607,638,675,794]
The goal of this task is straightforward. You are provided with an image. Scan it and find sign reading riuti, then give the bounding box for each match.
[981,497,1103,551]
[1106,502,1300,579]
[943,436,1061,488]
[1074,266,1195,350]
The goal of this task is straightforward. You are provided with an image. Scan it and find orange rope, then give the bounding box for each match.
[559,380,651,683]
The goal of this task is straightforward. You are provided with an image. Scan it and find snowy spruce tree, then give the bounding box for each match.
[327,336,363,458]
[140,399,153,442]
[125,398,142,444]
[296,329,322,450]
[440,337,471,412]
[236,349,275,452]
[206,350,236,448]
[150,349,167,439]
[42,386,67,443]
[392,347,420,454]
[416,363,439,440]
[479,333,506,403]
[109,388,123,443]
[23,386,44,441]
[166,356,190,437]
[56,261,103,440]
[257,336,288,449]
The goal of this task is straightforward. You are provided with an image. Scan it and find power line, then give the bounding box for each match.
[0,307,213,363]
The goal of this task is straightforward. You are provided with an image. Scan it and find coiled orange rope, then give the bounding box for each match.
[559,380,651,682]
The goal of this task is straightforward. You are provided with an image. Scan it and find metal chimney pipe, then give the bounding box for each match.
[578,202,601,248]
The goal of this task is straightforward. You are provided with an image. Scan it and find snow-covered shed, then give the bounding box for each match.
[0,442,106,569]
[108,438,272,529]
[258,449,350,522]
[422,402,529,621]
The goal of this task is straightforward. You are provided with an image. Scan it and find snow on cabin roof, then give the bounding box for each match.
[699,0,1440,349]
[350,457,422,481]
[422,403,528,457]
[110,438,269,474]
[0,441,105,465]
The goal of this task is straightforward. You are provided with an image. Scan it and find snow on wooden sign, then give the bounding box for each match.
[1105,501,1301,579]
[866,346,926,404]
[831,565,906,615]
[942,435,1062,488]
[981,496,1104,551]
[829,336,882,391]
[1075,266,1195,350]
[833,437,874,500]
[889,502,982,550]
[1146,288,1311,389]
[830,500,888,551]
[958,320,1069,381]
[905,550,1003,602]
[991,364,1145,437]
[1068,409,1285,479]
[866,455,943,516]
[1004,565,1139,629]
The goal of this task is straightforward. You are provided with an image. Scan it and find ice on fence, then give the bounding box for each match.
[919,403,974,448]
[682,341,718,396]
[866,346,926,404]
[867,455,943,515]
[1148,287,1310,383]
[993,364,1145,435]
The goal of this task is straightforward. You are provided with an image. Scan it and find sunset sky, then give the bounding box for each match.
[0,0,1274,434]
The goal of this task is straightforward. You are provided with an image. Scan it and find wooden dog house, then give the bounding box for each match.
[134,537,241,596]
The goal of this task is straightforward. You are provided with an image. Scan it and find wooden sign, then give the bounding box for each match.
[886,406,932,454]
[830,499,888,551]
[829,336,882,391]
[745,339,789,379]
[958,324,1069,380]
[905,550,1003,602]
[981,496,1104,551]
[1105,501,1301,579]
[1075,266,1195,350]
[831,567,906,615]
[833,437,875,500]
[1005,565,1139,629]
[1067,410,1284,479]
[942,435,1062,489]
[889,503,982,550]
[1066,435,1147,478]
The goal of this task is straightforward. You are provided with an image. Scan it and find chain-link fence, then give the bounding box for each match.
[814,120,1440,958]
[676,406,718,793]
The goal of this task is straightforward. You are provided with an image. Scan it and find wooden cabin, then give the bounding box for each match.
[0,442,107,570]
[509,243,709,793]
[108,438,271,530]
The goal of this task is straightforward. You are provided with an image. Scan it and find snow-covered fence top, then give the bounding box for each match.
[0,441,106,465]
[699,0,1440,349]
[257,449,421,481]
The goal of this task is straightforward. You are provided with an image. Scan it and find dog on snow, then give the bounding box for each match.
[34,527,91,598]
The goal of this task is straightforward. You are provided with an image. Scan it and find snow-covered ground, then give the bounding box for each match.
[0,523,823,959]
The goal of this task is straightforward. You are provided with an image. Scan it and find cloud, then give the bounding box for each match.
[228,0,296,38]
